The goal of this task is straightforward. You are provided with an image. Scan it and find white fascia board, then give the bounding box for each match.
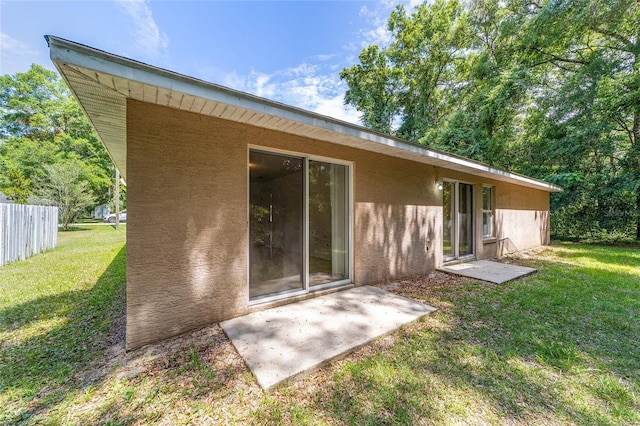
[46,35,562,193]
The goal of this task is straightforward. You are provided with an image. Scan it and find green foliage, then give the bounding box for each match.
[0,64,114,210]
[3,168,31,203]
[340,45,401,134]
[36,161,95,231]
[0,65,64,140]
[341,0,640,241]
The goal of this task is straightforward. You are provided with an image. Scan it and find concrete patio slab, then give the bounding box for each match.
[438,259,536,284]
[220,285,436,390]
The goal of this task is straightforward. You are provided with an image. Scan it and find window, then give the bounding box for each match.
[482,186,494,238]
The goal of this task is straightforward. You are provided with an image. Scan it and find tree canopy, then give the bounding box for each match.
[0,65,115,223]
[341,0,640,241]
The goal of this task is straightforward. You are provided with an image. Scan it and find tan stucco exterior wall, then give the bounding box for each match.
[126,101,249,349]
[493,180,551,254]
[126,100,550,349]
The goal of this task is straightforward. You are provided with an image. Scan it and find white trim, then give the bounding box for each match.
[246,148,251,303]
[482,185,495,239]
[309,278,353,292]
[248,144,354,167]
[304,156,310,293]
[443,177,475,185]
[249,289,309,306]
[443,181,475,261]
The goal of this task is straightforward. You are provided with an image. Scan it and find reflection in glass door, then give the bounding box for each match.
[443,182,454,261]
[309,161,349,287]
[458,183,474,257]
[249,151,304,299]
[443,181,474,261]
[249,150,351,302]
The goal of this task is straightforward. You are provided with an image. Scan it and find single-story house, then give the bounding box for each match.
[46,36,562,350]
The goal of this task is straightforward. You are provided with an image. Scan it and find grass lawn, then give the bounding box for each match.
[1,230,639,424]
[0,226,126,424]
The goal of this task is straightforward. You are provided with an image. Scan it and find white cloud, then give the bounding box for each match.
[195,62,360,124]
[357,0,421,48]
[313,93,361,124]
[116,0,169,60]
[0,33,43,74]
[1,33,33,54]
[251,64,359,123]
[284,63,318,78]
[357,1,393,48]
[251,71,276,98]
[315,53,337,62]
[193,0,428,126]
[361,24,393,48]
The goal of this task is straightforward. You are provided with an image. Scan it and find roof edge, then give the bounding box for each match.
[46,35,562,193]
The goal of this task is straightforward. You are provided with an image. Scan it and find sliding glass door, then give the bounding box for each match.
[249,151,304,298]
[443,181,474,262]
[308,160,349,287]
[249,149,351,302]
[458,183,474,257]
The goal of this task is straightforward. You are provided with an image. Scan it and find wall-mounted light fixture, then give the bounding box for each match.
[436,181,443,191]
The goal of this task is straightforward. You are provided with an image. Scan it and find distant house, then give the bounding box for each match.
[94,204,110,220]
[47,36,562,350]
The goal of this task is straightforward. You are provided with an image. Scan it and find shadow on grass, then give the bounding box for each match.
[273,250,640,425]
[0,246,126,424]
[58,226,94,232]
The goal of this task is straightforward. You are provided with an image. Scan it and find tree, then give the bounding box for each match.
[0,65,114,210]
[516,0,640,239]
[3,168,31,203]
[387,0,470,141]
[36,161,94,231]
[340,46,400,134]
[340,0,640,241]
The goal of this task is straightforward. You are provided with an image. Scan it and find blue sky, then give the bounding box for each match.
[1,0,418,124]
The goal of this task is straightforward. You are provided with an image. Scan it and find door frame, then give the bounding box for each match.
[443,180,475,262]
[247,145,354,305]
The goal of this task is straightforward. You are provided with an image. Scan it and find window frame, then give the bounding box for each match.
[482,185,495,239]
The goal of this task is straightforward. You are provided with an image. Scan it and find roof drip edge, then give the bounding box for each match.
[45,35,562,193]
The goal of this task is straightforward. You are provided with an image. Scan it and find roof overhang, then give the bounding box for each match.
[46,35,561,192]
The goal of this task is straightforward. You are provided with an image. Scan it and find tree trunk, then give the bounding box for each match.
[634,29,639,240]
[634,107,640,240]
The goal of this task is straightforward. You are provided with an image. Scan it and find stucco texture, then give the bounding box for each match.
[126,100,550,349]
[126,100,248,349]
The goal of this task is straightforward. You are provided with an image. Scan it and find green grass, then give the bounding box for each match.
[1,237,639,424]
[0,225,126,424]
[291,244,640,425]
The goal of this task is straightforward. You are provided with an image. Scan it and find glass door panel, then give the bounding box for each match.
[443,181,474,261]
[249,151,304,299]
[442,182,455,261]
[458,183,474,257]
[309,161,349,287]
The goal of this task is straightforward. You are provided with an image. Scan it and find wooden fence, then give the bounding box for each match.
[0,203,58,267]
